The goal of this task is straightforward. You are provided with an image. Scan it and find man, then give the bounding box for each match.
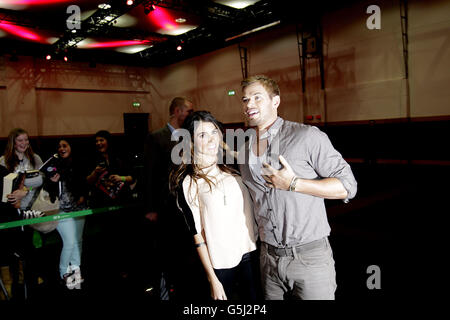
[238,75,357,300]
[143,97,201,300]
[144,97,193,223]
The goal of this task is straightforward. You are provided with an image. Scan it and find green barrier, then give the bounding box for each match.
[0,205,129,230]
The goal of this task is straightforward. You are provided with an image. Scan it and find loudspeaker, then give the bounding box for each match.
[305,36,318,54]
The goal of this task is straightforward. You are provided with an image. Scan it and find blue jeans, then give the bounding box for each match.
[56,217,85,278]
[260,237,337,300]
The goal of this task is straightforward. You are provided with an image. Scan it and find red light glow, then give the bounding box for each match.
[0,0,71,5]
[148,7,177,31]
[0,22,48,43]
[84,40,151,48]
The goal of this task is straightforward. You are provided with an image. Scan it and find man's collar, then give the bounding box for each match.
[167,123,176,133]
[259,117,283,139]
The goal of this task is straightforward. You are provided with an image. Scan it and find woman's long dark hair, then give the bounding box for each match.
[56,138,74,179]
[169,111,237,196]
[3,128,36,172]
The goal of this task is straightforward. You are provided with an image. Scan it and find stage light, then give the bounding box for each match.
[144,4,156,15]
[46,54,51,60]
[64,56,68,62]
[98,3,111,10]
[126,0,134,5]
[176,45,182,51]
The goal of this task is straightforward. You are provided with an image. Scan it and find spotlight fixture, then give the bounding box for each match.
[176,45,182,51]
[126,0,134,5]
[175,18,186,23]
[98,3,111,10]
[144,4,156,15]
[46,54,52,60]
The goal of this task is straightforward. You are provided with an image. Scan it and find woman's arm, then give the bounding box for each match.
[193,233,227,300]
[109,174,134,184]
[86,166,105,185]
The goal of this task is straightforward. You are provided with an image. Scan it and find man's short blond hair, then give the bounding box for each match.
[241,75,280,98]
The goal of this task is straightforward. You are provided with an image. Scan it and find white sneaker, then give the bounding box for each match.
[63,272,76,290]
[73,267,84,289]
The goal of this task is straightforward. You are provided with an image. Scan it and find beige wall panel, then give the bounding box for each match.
[326,79,407,121]
[34,61,149,91]
[35,90,151,136]
[196,46,245,124]
[409,0,450,117]
[323,0,405,121]
[3,58,39,136]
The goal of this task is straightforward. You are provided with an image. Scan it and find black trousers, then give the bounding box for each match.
[213,250,260,300]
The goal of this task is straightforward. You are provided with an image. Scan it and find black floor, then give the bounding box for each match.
[2,164,443,312]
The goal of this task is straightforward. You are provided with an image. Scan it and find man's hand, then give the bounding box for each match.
[262,155,295,190]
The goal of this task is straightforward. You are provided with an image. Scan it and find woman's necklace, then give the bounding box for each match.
[220,178,227,206]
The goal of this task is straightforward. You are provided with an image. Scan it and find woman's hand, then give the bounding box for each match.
[94,166,106,175]
[7,188,28,205]
[109,174,123,183]
[50,173,60,183]
[76,196,85,206]
[210,279,227,300]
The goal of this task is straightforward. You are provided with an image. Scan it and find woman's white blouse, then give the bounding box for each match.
[183,166,258,269]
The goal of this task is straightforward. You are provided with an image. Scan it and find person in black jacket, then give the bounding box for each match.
[143,97,210,300]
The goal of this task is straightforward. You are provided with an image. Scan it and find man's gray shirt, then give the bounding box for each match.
[238,117,357,248]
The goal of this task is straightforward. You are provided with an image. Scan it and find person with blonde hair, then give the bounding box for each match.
[0,128,43,210]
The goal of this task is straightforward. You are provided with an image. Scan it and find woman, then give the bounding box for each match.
[85,130,136,280]
[46,139,87,290]
[0,128,43,299]
[86,130,134,207]
[0,128,43,210]
[170,111,259,300]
